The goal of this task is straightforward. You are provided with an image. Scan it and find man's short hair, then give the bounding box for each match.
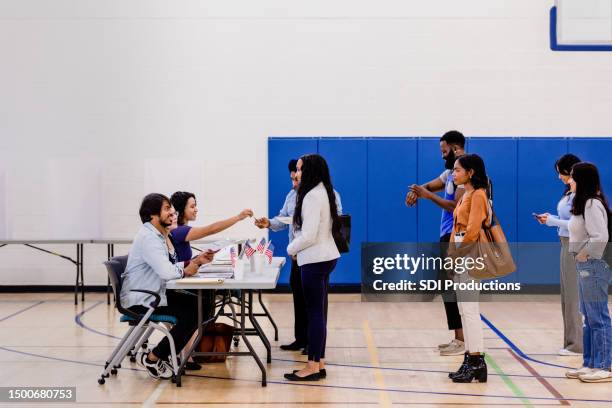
[139,193,171,224]
[288,159,298,173]
[440,130,465,148]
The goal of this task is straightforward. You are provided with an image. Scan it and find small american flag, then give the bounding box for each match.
[256,238,266,253]
[230,246,237,267]
[244,241,256,258]
[264,242,274,263]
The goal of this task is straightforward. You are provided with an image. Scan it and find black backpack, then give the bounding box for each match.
[333,214,351,254]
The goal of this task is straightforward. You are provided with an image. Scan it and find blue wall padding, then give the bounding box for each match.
[268,137,611,285]
[367,138,418,243]
[318,138,368,284]
[416,138,444,243]
[268,137,319,284]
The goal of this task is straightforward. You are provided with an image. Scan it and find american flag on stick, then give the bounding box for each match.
[264,242,274,263]
[244,241,256,258]
[256,238,266,253]
[230,246,237,267]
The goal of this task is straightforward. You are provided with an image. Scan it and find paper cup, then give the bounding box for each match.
[250,253,265,274]
[234,259,245,280]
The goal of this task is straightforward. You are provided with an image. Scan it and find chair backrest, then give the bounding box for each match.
[103,255,129,312]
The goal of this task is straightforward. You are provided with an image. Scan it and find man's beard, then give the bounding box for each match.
[444,151,456,170]
[160,219,172,228]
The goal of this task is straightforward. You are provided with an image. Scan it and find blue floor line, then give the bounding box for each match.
[480,314,573,370]
[0,301,45,322]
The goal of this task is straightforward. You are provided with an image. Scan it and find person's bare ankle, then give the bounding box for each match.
[147,352,159,362]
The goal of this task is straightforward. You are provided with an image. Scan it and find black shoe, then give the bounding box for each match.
[452,354,487,383]
[175,357,202,371]
[301,345,309,355]
[294,368,326,378]
[449,352,469,379]
[280,341,306,351]
[284,371,321,381]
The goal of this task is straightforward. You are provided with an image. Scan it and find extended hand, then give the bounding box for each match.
[254,217,270,229]
[410,184,433,200]
[405,190,418,207]
[536,213,549,225]
[238,209,254,220]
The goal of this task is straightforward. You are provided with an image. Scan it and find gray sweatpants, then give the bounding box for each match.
[560,237,583,353]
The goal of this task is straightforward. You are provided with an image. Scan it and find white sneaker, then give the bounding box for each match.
[579,369,612,383]
[438,340,454,350]
[139,352,173,380]
[440,339,465,356]
[558,348,582,356]
[565,366,595,379]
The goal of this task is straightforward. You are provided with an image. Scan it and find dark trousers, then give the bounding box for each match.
[289,259,309,345]
[440,233,462,331]
[129,290,199,360]
[301,259,337,362]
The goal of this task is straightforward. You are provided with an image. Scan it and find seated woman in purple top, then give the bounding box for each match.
[169,191,253,262]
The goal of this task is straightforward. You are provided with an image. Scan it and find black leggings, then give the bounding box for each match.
[129,290,199,361]
[301,259,337,362]
[440,233,462,330]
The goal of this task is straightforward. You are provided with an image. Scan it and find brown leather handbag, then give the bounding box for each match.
[451,201,516,280]
[194,323,234,363]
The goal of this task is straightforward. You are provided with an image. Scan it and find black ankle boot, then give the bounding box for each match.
[452,354,487,383]
[449,352,470,379]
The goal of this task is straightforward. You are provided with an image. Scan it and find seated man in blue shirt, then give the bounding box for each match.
[121,193,214,379]
[255,159,342,353]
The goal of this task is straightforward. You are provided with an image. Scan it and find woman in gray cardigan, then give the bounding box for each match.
[536,154,582,356]
[565,162,611,383]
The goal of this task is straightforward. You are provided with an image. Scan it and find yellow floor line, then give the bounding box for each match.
[362,320,392,408]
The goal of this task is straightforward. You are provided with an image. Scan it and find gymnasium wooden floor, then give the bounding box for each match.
[0,292,611,407]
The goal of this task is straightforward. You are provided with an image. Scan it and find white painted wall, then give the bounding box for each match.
[1,0,611,284]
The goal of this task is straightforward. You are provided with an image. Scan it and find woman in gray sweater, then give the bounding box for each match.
[565,162,611,383]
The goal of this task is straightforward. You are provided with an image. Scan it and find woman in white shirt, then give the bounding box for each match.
[284,154,341,382]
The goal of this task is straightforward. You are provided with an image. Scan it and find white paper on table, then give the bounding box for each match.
[174,277,224,284]
[198,240,236,253]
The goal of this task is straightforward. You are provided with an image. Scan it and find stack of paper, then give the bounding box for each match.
[198,263,234,279]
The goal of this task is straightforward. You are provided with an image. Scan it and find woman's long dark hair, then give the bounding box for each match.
[456,154,489,191]
[555,154,581,196]
[570,162,610,216]
[170,191,196,225]
[293,154,341,238]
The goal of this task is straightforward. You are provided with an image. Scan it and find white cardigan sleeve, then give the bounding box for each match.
[287,192,321,256]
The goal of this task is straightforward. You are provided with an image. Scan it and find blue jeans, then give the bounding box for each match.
[576,258,612,369]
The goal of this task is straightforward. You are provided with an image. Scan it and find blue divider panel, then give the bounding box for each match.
[467,138,518,283]
[269,137,612,287]
[268,138,319,284]
[416,138,445,243]
[516,138,568,284]
[367,138,418,243]
[318,138,367,284]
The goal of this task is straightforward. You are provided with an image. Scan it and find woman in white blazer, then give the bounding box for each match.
[284,154,341,382]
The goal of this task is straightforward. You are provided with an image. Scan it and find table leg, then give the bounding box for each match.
[174,289,204,387]
[257,290,278,341]
[248,291,271,364]
[106,244,111,305]
[79,243,85,302]
[241,290,267,386]
[74,244,79,305]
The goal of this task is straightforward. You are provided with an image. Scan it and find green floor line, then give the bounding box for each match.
[485,353,534,408]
